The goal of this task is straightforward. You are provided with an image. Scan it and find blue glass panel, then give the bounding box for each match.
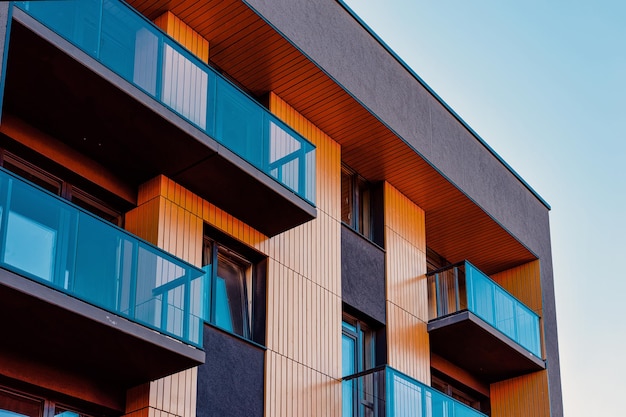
[18,0,100,55]
[342,334,356,417]
[494,285,516,339]
[469,269,495,323]
[161,42,209,129]
[391,372,423,417]
[100,0,159,96]
[464,262,542,357]
[214,275,234,332]
[0,168,204,347]
[73,211,127,309]
[215,77,265,168]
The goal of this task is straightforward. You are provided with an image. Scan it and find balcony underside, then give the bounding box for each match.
[0,268,205,412]
[428,311,545,383]
[2,15,316,237]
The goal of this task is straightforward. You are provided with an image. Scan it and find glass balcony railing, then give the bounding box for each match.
[343,366,486,417]
[14,0,316,205]
[427,260,541,358]
[0,167,205,347]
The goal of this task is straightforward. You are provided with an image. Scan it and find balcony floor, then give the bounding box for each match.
[428,310,545,383]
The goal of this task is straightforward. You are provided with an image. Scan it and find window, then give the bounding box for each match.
[342,314,377,417]
[0,387,96,417]
[0,151,125,226]
[341,165,372,239]
[201,227,266,343]
[342,315,375,376]
[431,374,490,415]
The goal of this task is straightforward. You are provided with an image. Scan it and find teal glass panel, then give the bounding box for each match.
[214,275,234,332]
[391,371,423,417]
[515,303,542,356]
[1,178,77,285]
[343,367,487,417]
[73,211,125,309]
[468,269,495,323]
[215,77,265,168]
[0,168,204,347]
[18,0,100,56]
[161,42,209,130]
[342,333,356,417]
[494,285,516,339]
[459,261,541,358]
[388,367,485,417]
[100,0,159,96]
[15,0,316,205]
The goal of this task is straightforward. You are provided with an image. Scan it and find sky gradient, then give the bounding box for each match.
[342,1,626,416]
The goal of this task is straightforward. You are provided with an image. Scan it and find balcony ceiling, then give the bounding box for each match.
[126,0,537,274]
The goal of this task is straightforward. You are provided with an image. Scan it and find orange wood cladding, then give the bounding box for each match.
[266,351,342,417]
[268,92,341,220]
[153,11,210,63]
[384,182,430,383]
[491,371,551,417]
[266,92,343,415]
[386,303,431,384]
[125,368,198,417]
[491,260,543,314]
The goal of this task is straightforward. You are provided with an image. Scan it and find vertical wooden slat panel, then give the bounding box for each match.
[384,182,429,383]
[154,11,210,63]
[491,371,550,417]
[261,92,342,415]
[491,260,542,313]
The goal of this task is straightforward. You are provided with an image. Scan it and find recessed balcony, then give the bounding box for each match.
[0,167,204,408]
[5,0,316,237]
[427,261,545,382]
[343,365,486,417]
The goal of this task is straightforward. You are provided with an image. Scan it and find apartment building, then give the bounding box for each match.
[0,1,562,417]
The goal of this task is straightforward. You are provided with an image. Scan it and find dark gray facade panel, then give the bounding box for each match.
[197,326,265,417]
[241,1,561,414]
[341,225,386,324]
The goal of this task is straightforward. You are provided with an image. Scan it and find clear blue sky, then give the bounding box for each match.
[342,1,626,416]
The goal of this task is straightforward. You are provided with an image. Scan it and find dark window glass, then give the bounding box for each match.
[202,237,255,340]
[0,388,98,417]
[2,155,62,196]
[1,151,124,226]
[341,165,372,239]
[0,390,42,417]
[431,374,490,414]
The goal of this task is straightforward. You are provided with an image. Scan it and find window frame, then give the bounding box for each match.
[0,386,98,417]
[0,151,125,226]
[341,164,373,239]
[201,225,267,345]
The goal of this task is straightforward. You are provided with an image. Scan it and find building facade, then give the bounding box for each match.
[0,1,562,417]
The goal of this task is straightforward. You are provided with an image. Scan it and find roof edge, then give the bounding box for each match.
[336,0,551,210]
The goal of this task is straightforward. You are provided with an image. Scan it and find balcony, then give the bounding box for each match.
[0,167,205,409]
[343,366,486,417]
[5,0,316,237]
[427,261,545,382]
